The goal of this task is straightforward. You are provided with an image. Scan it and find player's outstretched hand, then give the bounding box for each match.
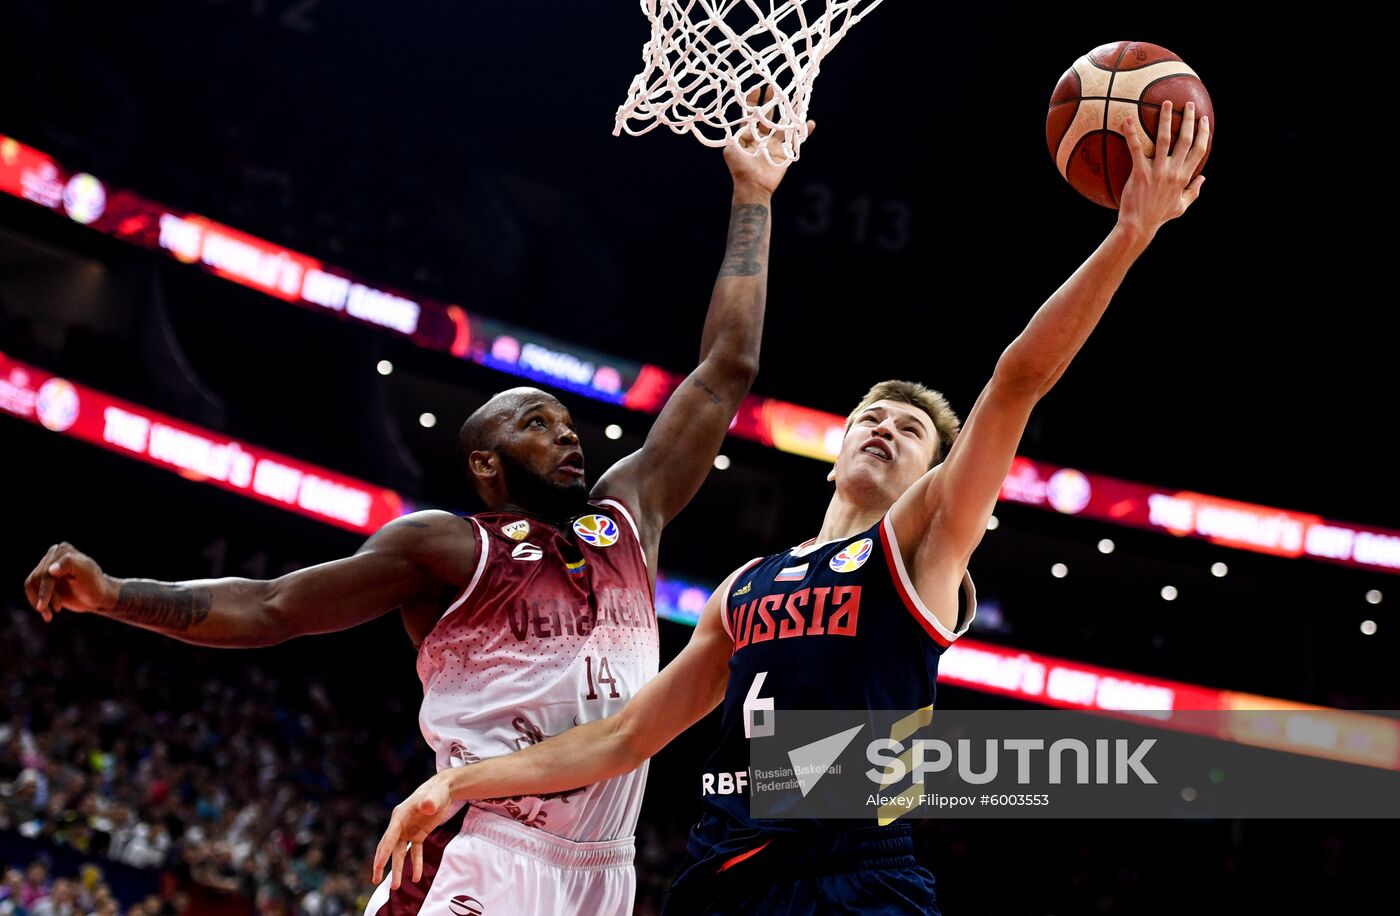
[23,542,114,622]
[724,86,815,194]
[371,771,456,890]
[1118,99,1210,237]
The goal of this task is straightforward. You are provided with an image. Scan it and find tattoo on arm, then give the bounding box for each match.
[717,204,770,277]
[111,581,213,632]
[690,376,724,405]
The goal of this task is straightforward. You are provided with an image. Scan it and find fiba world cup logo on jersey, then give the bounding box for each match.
[830,537,873,573]
[572,514,619,548]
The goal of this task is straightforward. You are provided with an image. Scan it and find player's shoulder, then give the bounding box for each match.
[372,510,477,553]
[392,508,474,532]
[358,510,480,588]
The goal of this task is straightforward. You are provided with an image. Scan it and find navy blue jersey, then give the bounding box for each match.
[693,512,976,851]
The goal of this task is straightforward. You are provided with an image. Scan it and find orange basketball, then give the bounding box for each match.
[1046,41,1214,208]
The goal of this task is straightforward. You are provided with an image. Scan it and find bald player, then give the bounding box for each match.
[22,121,810,916]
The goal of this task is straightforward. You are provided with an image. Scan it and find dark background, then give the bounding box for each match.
[1,2,1394,914]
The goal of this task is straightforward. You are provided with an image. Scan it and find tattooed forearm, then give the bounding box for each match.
[690,376,724,405]
[111,581,213,632]
[718,204,770,277]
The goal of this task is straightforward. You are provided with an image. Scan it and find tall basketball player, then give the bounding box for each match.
[373,105,1209,914]
[22,119,810,915]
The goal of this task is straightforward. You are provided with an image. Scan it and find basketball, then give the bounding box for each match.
[1047,41,1214,208]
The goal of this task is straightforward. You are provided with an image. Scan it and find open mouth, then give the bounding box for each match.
[558,452,586,477]
[859,439,893,462]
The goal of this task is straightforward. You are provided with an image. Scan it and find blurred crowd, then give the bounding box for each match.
[0,607,424,915]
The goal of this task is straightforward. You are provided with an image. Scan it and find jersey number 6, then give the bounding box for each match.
[744,671,775,738]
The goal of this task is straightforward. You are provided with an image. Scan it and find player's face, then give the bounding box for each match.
[830,400,938,503]
[497,397,587,492]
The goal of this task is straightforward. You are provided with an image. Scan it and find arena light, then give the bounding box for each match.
[5,134,1399,574]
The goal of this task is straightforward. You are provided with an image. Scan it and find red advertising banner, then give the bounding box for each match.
[0,353,407,535]
[999,457,1400,575]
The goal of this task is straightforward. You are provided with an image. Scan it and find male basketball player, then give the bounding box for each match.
[22,119,810,915]
[373,104,1210,914]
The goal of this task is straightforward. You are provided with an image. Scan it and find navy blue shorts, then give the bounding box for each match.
[660,822,941,915]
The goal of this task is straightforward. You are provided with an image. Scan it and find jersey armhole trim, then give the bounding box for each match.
[717,556,766,640]
[441,516,491,623]
[596,497,650,573]
[878,514,977,647]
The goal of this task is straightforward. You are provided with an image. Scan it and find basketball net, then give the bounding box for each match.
[614,0,886,165]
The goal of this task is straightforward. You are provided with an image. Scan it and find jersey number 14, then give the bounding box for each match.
[583,655,621,700]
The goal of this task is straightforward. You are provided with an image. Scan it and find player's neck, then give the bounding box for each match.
[497,500,583,531]
[815,491,885,543]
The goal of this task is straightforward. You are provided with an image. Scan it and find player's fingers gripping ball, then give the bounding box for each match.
[1047,41,1214,208]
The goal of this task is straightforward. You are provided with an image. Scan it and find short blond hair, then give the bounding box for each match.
[845,380,960,466]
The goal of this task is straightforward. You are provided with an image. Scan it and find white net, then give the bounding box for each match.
[614,0,887,165]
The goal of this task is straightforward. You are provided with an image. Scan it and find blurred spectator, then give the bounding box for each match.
[0,606,424,914]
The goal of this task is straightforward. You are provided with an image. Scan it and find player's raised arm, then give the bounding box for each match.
[594,105,814,553]
[23,511,476,648]
[890,102,1211,627]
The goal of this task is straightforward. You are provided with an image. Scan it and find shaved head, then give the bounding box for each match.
[457,387,585,518]
[458,387,563,465]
